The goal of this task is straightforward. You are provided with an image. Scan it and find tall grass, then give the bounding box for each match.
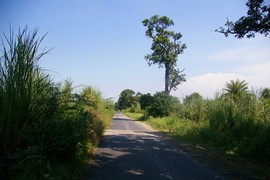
[0,27,53,155]
[207,93,270,160]
[0,27,115,179]
[126,89,270,165]
[122,92,270,178]
[180,97,206,122]
[144,91,270,162]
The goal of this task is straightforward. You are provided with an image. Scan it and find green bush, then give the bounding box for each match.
[207,96,235,132]
[247,126,270,161]
[206,92,270,161]
[0,27,56,155]
[0,27,115,179]
[144,88,270,163]
[180,93,206,121]
[146,92,181,117]
[117,89,136,110]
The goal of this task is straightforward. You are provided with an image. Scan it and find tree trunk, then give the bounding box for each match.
[165,64,170,94]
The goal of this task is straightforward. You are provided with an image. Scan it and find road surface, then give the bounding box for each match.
[84,113,223,180]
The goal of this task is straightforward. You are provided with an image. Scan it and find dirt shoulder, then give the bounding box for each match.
[134,120,269,180]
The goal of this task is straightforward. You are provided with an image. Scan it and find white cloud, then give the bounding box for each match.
[172,60,270,99]
[181,39,269,99]
[234,62,270,88]
[172,72,244,99]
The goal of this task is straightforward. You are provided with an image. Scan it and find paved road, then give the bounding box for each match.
[84,113,223,180]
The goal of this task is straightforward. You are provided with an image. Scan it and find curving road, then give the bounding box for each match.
[84,113,223,180]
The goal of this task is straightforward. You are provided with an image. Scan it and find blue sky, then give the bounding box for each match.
[1,0,269,100]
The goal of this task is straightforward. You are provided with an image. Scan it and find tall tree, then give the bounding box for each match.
[142,15,186,94]
[216,0,270,38]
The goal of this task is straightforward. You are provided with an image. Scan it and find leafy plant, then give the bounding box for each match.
[223,79,248,101]
[216,0,270,38]
[147,92,181,117]
[117,89,136,110]
[0,27,115,179]
[0,27,53,155]
[181,92,206,121]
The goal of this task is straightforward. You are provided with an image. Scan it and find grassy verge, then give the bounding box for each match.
[125,113,270,179]
[123,112,145,121]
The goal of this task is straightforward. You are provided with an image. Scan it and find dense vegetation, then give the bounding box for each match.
[120,80,270,167]
[0,28,114,179]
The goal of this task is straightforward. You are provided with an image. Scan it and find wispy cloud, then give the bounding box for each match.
[208,37,270,63]
[209,46,270,62]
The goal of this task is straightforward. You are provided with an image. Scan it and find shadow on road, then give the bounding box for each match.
[84,124,220,180]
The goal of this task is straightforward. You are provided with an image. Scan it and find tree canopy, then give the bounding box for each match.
[183,92,203,105]
[142,15,186,94]
[140,92,180,118]
[216,0,270,38]
[117,89,136,110]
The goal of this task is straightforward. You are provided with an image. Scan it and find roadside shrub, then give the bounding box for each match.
[0,27,55,155]
[208,93,262,134]
[139,93,154,111]
[122,102,142,114]
[117,89,136,110]
[180,93,206,121]
[0,27,115,179]
[247,126,270,161]
[80,86,103,110]
[207,96,235,132]
[206,91,270,160]
[147,92,181,117]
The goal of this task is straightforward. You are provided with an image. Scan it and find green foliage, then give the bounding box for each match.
[181,92,206,121]
[208,92,261,133]
[147,116,206,140]
[117,89,136,110]
[80,86,103,109]
[216,0,270,38]
[260,87,270,107]
[132,81,270,164]
[207,96,235,132]
[145,92,181,118]
[123,112,145,121]
[9,83,114,179]
[0,27,54,155]
[260,87,270,99]
[183,92,203,105]
[0,27,114,179]
[142,15,186,93]
[139,93,154,111]
[223,79,248,101]
[206,91,270,161]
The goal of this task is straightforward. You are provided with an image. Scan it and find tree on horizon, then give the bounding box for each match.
[142,15,186,94]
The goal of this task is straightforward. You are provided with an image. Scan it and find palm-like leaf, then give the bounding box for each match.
[224,79,248,97]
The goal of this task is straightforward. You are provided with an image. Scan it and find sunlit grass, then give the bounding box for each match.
[0,27,115,179]
[0,27,53,153]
